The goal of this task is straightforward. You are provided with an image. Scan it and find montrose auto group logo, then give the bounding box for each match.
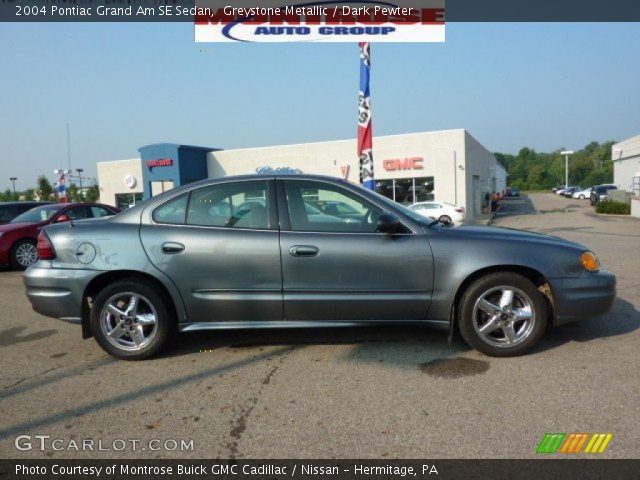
[194,0,445,42]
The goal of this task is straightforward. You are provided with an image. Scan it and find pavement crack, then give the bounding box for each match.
[225,346,296,458]
[2,364,67,390]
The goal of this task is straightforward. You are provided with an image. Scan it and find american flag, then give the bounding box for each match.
[358,42,375,190]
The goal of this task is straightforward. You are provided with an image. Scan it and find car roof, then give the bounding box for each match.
[0,201,52,206]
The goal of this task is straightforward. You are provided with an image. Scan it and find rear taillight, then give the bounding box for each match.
[455,207,465,213]
[37,231,56,260]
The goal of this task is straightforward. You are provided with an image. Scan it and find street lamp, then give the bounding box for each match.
[560,150,574,188]
[76,168,84,201]
[9,177,17,195]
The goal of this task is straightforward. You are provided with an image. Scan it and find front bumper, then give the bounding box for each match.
[23,266,101,322]
[549,270,616,325]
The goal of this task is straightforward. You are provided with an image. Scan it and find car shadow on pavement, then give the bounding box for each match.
[533,297,640,353]
[166,325,466,361]
[496,195,537,217]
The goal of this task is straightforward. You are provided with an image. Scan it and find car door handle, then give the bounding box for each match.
[289,245,319,257]
[162,242,185,254]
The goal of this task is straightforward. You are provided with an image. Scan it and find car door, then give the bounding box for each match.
[278,179,434,321]
[140,179,282,323]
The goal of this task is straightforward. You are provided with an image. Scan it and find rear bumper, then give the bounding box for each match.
[549,270,616,325]
[23,266,101,322]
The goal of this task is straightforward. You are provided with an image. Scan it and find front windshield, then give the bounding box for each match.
[11,204,63,223]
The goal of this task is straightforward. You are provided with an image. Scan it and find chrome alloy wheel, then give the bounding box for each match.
[15,242,38,267]
[472,286,535,348]
[100,292,158,351]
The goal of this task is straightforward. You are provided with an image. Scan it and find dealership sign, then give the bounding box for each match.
[194,1,445,43]
[383,157,424,171]
[146,158,173,169]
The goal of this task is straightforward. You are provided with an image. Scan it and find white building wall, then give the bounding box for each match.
[613,134,640,193]
[208,129,468,208]
[463,131,501,216]
[97,158,143,206]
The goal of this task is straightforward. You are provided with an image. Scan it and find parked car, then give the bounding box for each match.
[562,187,579,198]
[408,201,466,224]
[0,203,119,269]
[24,175,615,360]
[590,185,618,206]
[508,188,520,197]
[0,201,52,225]
[572,187,592,199]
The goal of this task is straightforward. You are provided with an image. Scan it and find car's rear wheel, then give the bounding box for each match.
[438,215,452,224]
[10,238,38,270]
[458,272,547,357]
[90,279,173,360]
[579,194,585,199]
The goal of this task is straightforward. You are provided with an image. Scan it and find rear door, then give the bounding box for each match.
[278,179,434,321]
[140,179,283,323]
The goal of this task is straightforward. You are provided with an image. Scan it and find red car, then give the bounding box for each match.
[0,203,120,269]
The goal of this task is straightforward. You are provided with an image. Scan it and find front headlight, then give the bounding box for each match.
[581,251,600,272]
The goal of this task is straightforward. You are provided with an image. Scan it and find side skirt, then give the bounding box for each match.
[179,320,450,332]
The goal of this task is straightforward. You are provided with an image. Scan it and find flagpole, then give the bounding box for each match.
[358,42,375,190]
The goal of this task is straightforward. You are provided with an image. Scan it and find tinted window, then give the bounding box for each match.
[0,206,12,222]
[66,206,92,220]
[90,206,114,218]
[186,181,270,230]
[153,193,188,225]
[11,205,62,223]
[285,180,385,233]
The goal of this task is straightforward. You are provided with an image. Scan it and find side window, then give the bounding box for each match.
[0,206,11,223]
[66,206,91,220]
[186,181,270,230]
[17,204,35,214]
[153,193,188,225]
[285,180,385,233]
[90,206,114,218]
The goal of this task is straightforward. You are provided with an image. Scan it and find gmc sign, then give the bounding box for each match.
[382,157,424,171]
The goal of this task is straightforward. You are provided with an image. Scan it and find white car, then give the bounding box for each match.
[409,201,466,224]
[572,187,592,199]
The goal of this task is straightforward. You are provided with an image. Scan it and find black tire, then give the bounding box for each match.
[10,238,38,270]
[438,215,452,224]
[458,272,547,357]
[90,279,174,360]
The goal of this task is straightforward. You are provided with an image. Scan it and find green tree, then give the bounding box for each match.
[23,189,35,201]
[84,184,100,203]
[37,175,54,200]
[67,183,79,202]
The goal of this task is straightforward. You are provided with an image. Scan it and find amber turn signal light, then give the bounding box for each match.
[580,251,599,272]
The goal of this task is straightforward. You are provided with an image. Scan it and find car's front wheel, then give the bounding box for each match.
[10,238,38,270]
[90,279,173,360]
[579,194,585,199]
[439,215,452,224]
[458,272,547,356]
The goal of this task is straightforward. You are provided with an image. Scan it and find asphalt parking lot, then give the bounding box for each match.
[1,193,638,459]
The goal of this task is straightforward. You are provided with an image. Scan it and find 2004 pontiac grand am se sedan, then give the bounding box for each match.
[23,175,616,360]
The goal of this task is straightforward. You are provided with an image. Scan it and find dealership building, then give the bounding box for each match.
[96,129,506,219]
[612,133,640,194]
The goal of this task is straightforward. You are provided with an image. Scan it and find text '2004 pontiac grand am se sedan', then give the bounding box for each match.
[23,175,616,360]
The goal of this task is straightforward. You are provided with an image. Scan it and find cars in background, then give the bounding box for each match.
[572,187,593,199]
[0,203,119,269]
[0,201,52,225]
[409,201,466,224]
[507,188,520,197]
[555,186,578,195]
[590,185,618,206]
[562,187,580,198]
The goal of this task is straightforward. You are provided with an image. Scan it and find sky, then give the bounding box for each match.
[1,22,639,191]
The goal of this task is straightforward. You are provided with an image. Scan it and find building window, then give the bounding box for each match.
[115,193,143,210]
[375,177,434,205]
[150,180,175,197]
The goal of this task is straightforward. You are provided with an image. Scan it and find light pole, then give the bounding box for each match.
[76,168,84,201]
[560,150,574,188]
[10,177,17,195]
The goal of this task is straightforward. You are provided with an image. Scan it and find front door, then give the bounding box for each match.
[278,179,434,321]
[140,179,282,323]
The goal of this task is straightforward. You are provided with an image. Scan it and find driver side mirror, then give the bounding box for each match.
[55,214,71,223]
[377,213,403,234]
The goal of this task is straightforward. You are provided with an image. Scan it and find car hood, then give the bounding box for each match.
[447,224,587,251]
